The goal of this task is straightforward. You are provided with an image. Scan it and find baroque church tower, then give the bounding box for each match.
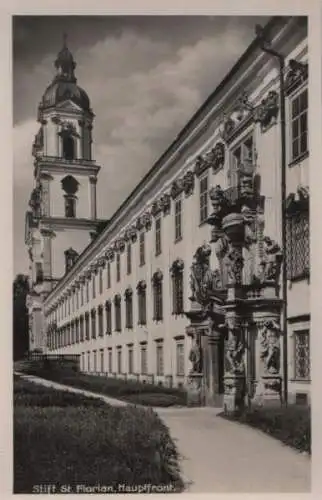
[25,37,102,351]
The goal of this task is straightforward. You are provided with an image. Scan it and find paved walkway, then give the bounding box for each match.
[15,372,311,493]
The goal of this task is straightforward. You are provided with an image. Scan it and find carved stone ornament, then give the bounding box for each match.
[170,258,184,276]
[219,93,254,143]
[189,333,203,374]
[138,212,152,231]
[189,243,222,305]
[225,329,245,375]
[170,179,184,199]
[124,226,137,243]
[254,90,279,131]
[209,185,230,226]
[105,248,115,262]
[124,287,133,298]
[259,236,283,284]
[226,246,244,286]
[151,200,162,217]
[152,269,163,284]
[182,170,195,196]
[115,238,126,253]
[260,319,281,375]
[159,193,171,215]
[136,280,147,292]
[284,60,308,96]
[212,142,225,173]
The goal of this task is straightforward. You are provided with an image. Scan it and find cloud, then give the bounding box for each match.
[14,24,254,275]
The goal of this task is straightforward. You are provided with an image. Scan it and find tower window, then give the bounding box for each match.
[64,195,76,218]
[62,136,75,160]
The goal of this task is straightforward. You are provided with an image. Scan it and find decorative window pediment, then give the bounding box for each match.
[284,60,308,97]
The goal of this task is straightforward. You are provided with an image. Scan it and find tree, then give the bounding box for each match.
[13,274,29,361]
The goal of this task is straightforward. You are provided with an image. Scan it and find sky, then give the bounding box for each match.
[13,14,270,276]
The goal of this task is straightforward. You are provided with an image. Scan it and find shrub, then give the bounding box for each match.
[220,405,311,454]
[125,392,186,407]
[14,405,184,493]
[17,366,188,406]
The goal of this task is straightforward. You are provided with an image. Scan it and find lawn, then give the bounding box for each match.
[16,361,188,407]
[219,404,311,455]
[14,375,184,494]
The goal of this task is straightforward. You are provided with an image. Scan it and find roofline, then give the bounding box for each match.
[44,15,306,304]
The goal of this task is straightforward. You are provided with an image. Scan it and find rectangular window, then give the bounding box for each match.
[139,231,145,266]
[176,342,185,376]
[156,343,164,376]
[105,301,112,335]
[172,272,184,315]
[75,319,79,344]
[116,253,121,282]
[117,348,122,374]
[80,316,84,342]
[106,261,111,289]
[286,211,310,280]
[85,313,90,340]
[174,197,182,242]
[86,281,89,303]
[92,274,96,299]
[93,350,97,373]
[128,346,134,374]
[76,289,79,310]
[138,285,147,326]
[141,345,148,375]
[125,293,133,329]
[127,244,132,275]
[100,348,104,373]
[199,175,208,224]
[155,217,162,256]
[153,279,163,321]
[87,351,91,372]
[106,262,111,288]
[291,88,308,162]
[91,310,96,339]
[98,306,104,337]
[99,268,103,295]
[294,330,310,380]
[115,297,122,332]
[108,349,112,373]
[80,285,84,306]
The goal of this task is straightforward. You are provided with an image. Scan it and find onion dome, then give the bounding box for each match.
[40,34,91,112]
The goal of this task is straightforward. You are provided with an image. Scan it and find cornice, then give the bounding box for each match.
[35,157,100,177]
[39,217,101,231]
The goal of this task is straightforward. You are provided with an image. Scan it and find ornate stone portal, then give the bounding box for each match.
[185,159,284,414]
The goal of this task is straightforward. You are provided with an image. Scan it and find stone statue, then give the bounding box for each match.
[189,334,202,373]
[189,243,223,305]
[260,319,281,374]
[225,330,245,374]
[260,236,282,283]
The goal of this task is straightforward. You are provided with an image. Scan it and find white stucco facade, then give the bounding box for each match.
[26,16,310,406]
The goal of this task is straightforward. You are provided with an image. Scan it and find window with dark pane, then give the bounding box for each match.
[174,196,182,241]
[155,217,162,256]
[291,88,308,161]
[199,175,208,223]
[286,210,309,280]
[127,243,132,275]
[116,253,121,282]
[139,231,145,266]
[294,330,310,380]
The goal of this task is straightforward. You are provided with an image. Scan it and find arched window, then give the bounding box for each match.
[62,136,75,160]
